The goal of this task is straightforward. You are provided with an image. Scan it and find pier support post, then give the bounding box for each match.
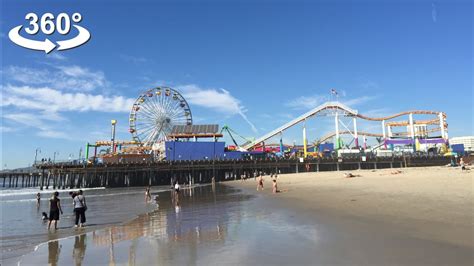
[353,117,359,148]
[335,112,340,150]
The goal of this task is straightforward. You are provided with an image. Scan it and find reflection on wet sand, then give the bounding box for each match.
[47,240,60,266]
[73,234,86,265]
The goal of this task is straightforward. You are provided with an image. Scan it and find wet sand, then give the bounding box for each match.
[231,166,474,248]
[15,170,474,265]
[0,186,170,263]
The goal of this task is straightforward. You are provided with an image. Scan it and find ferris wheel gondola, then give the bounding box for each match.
[129,87,192,146]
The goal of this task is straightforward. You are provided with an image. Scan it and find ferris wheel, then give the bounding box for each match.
[129,87,192,146]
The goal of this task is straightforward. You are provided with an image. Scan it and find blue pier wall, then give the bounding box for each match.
[166,141,226,161]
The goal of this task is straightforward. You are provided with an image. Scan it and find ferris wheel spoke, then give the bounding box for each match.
[137,123,157,133]
[141,102,161,120]
[136,108,156,121]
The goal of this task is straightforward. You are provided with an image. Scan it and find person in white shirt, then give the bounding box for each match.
[73,190,87,227]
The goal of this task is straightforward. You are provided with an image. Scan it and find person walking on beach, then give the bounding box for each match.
[257,175,264,191]
[460,158,466,171]
[48,191,63,230]
[272,179,279,194]
[36,192,41,206]
[145,186,152,202]
[174,182,180,194]
[73,190,87,228]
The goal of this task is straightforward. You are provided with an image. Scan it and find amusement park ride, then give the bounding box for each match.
[85,86,449,163]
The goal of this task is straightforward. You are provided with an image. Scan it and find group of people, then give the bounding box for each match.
[257,173,281,194]
[40,190,87,230]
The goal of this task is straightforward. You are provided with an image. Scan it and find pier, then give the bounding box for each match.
[1,155,452,190]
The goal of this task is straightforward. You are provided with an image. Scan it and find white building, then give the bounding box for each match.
[450,136,474,152]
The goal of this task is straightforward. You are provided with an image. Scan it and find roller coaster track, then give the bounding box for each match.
[315,131,382,145]
[243,101,446,150]
[357,110,445,121]
[313,127,443,145]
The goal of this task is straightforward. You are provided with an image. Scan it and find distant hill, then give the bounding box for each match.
[1,166,38,173]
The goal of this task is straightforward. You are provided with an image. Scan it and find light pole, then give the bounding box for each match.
[53,151,59,163]
[111,120,117,154]
[34,148,41,165]
[78,148,83,161]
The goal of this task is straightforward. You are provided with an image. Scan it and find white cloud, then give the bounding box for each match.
[4,65,107,92]
[0,126,16,133]
[2,85,135,113]
[178,84,257,133]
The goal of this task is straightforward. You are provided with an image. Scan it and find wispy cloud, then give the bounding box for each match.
[3,112,73,140]
[2,85,135,114]
[119,54,149,64]
[4,65,107,92]
[341,95,377,107]
[431,2,437,23]
[45,53,67,60]
[359,108,393,118]
[0,126,16,133]
[285,95,329,110]
[178,84,257,133]
[286,93,376,111]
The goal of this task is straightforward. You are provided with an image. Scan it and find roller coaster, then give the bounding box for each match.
[242,101,448,156]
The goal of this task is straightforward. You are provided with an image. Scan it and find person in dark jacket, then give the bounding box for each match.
[48,192,63,230]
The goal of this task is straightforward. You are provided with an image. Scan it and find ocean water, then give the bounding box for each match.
[0,185,175,262]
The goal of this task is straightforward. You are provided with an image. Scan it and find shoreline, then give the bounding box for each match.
[226,166,474,248]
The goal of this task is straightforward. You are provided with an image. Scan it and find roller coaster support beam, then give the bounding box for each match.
[409,113,415,138]
[409,113,416,152]
[353,117,359,148]
[303,120,308,158]
[439,112,446,140]
[335,112,340,150]
[382,120,387,149]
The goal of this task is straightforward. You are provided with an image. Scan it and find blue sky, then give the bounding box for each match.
[1,0,472,168]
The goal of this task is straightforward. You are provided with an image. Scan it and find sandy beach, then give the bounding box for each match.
[229,166,474,248]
